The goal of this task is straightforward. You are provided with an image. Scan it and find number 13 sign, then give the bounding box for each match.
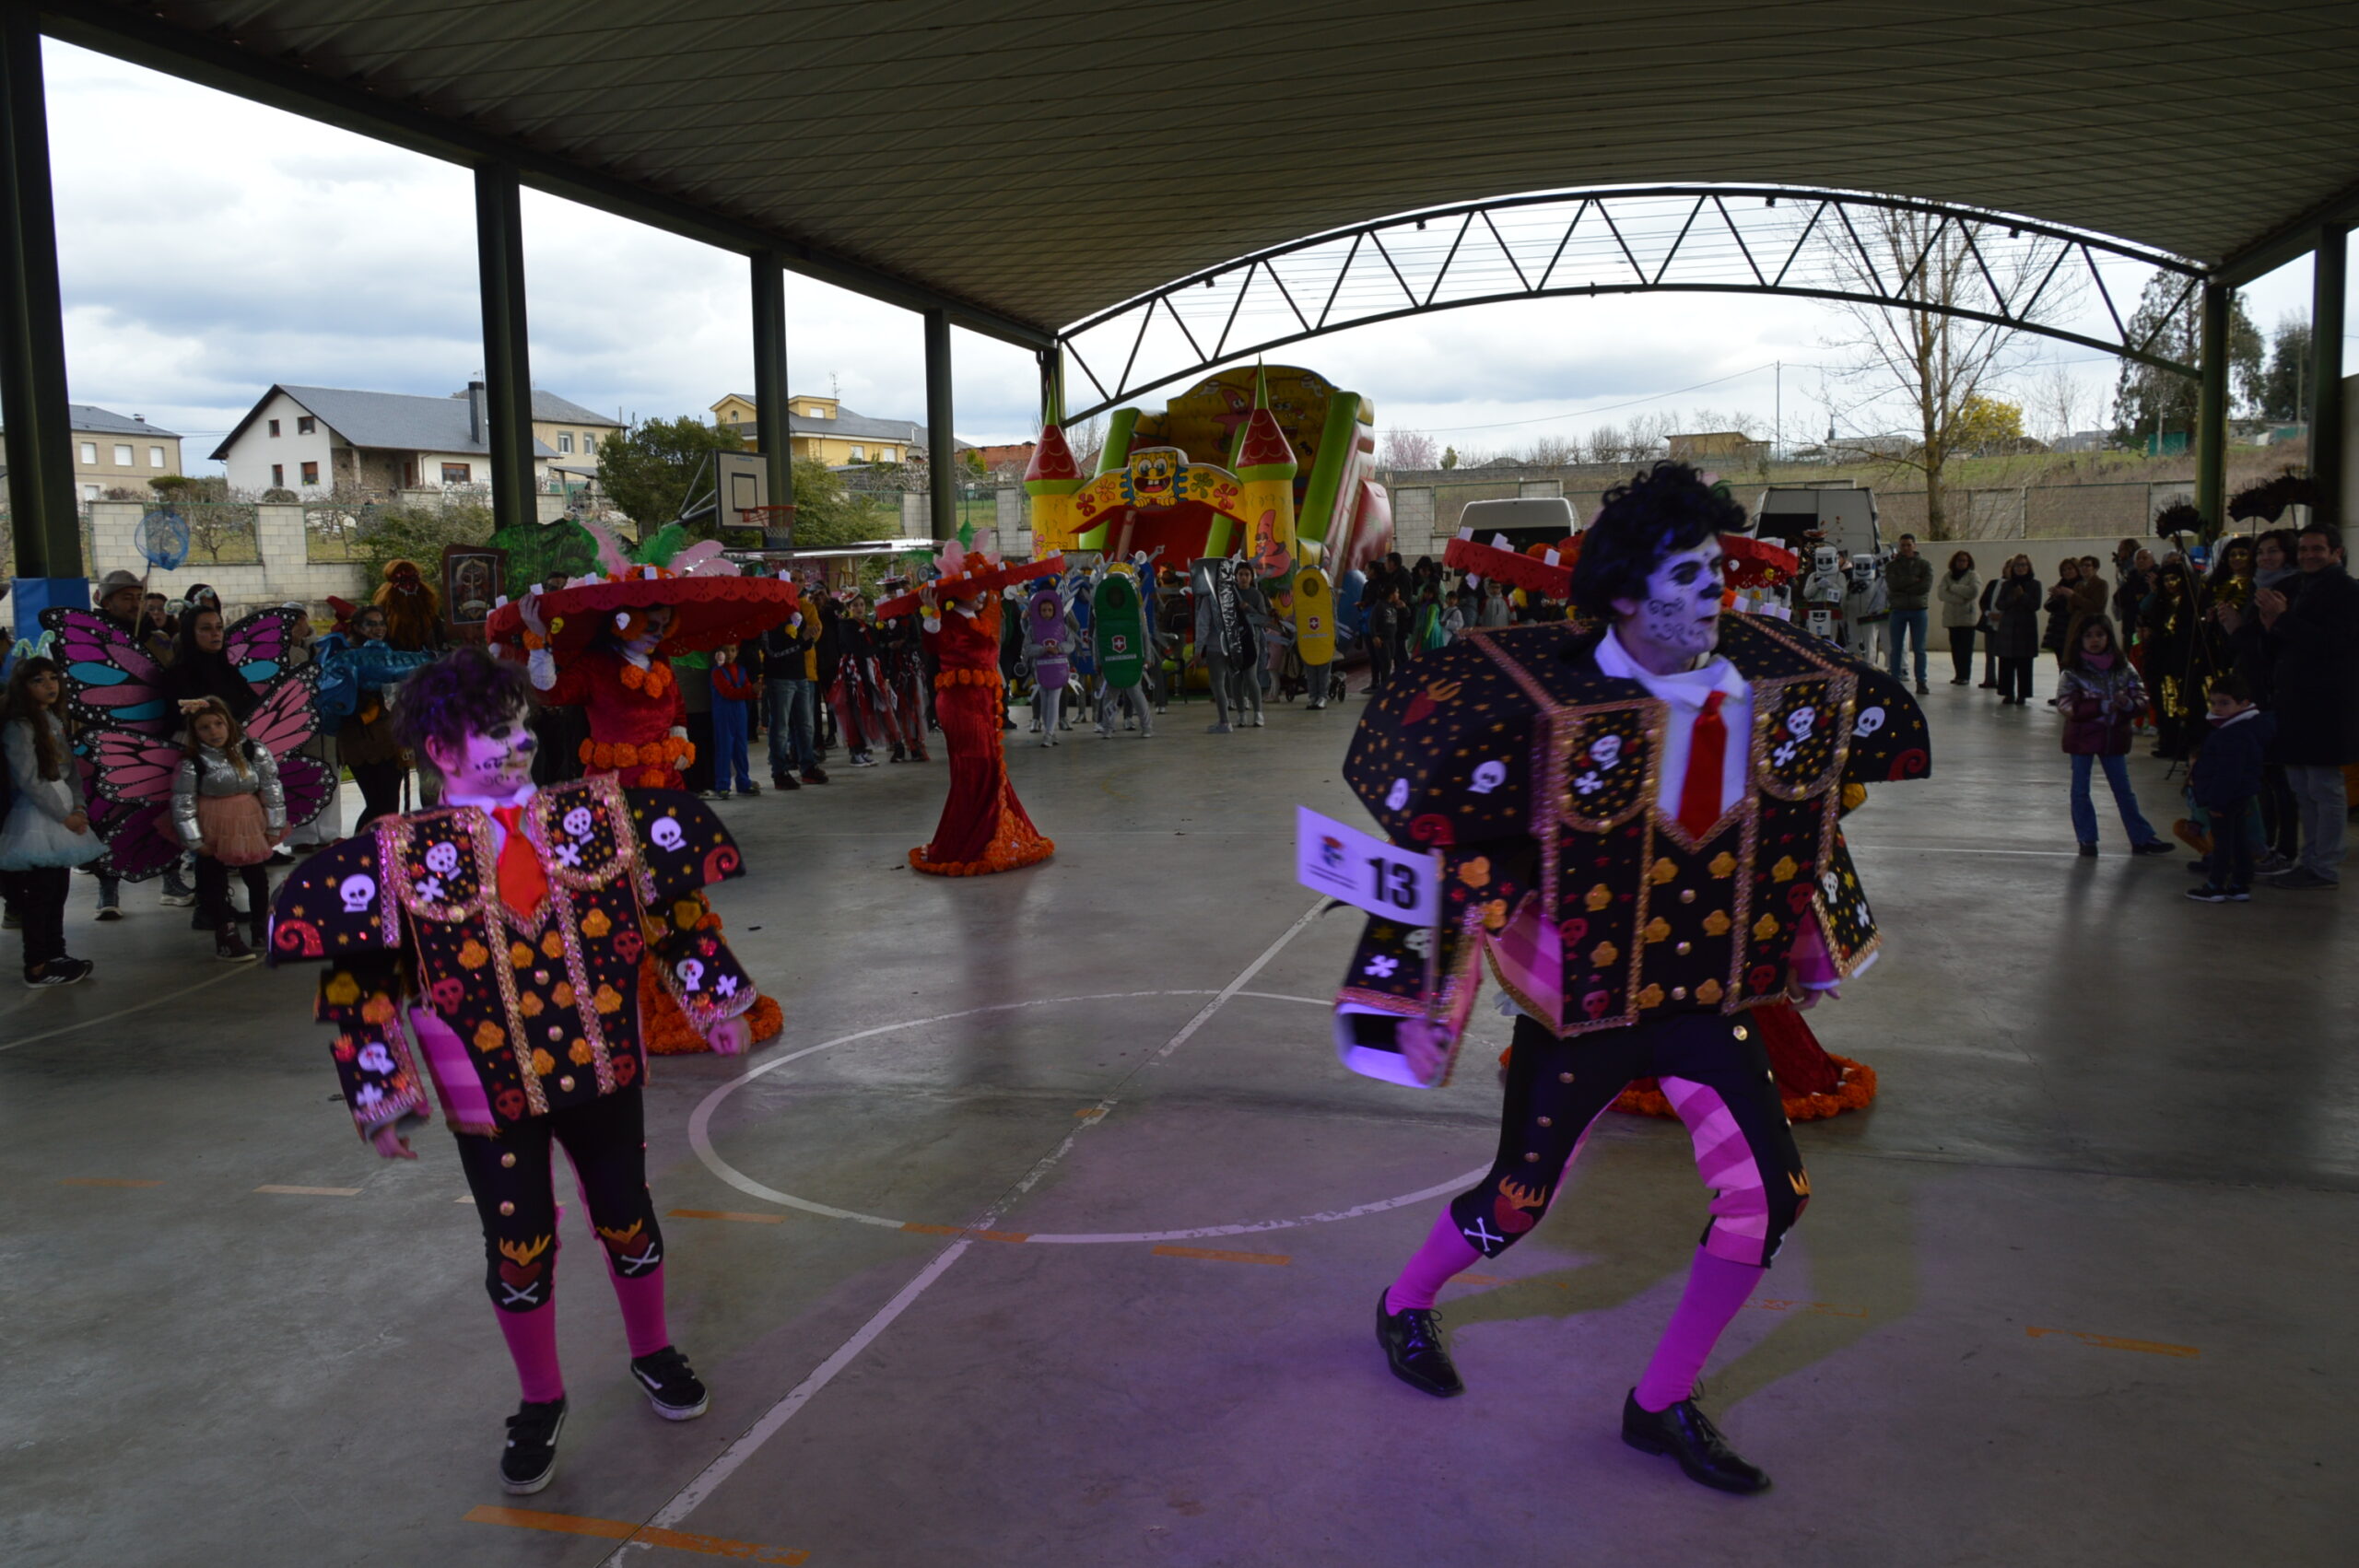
[1295,805,1439,925]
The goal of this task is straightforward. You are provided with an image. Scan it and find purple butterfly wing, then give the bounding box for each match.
[223,608,300,694]
[243,672,332,830]
[88,725,185,807]
[40,608,170,730]
[100,802,182,882]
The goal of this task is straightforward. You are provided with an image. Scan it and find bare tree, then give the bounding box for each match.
[1581,422,1624,465]
[1815,207,2080,538]
[1523,434,1578,468]
[1379,428,1438,471]
[1068,415,1108,475]
[2032,361,2089,448]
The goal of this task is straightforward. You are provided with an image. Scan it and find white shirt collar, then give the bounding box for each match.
[1594,626,1744,708]
[445,780,538,814]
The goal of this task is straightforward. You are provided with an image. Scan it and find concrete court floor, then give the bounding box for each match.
[2,656,2352,1568]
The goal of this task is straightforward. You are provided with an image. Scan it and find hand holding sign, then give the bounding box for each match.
[1296,806,1439,923]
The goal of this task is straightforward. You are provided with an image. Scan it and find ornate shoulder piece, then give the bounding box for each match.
[532,776,636,890]
[625,788,746,904]
[267,834,398,963]
[381,807,492,922]
[1555,701,1660,831]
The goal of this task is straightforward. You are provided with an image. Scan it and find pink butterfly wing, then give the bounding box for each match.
[41,608,170,730]
[104,802,182,881]
[241,670,323,757]
[276,755,334,831]
[87,725,186,807]
[223,608,300,693]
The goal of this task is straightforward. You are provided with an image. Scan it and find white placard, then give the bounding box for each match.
[1296,806,1440,924]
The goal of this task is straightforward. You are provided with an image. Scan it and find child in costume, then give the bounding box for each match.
[1,657,103,986]
[266,649,758,1495]
[172,696,287,962]
[1022,587,1077,745]
[709,643,760,796]
[909,545,1054,876]
[1344,463,1929,1495]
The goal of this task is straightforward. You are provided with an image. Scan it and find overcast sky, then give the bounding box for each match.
[41,39,2334,472]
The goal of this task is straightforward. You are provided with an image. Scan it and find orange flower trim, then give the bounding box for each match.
[1611,1054,1878,1122]
[520,631,546,651]
[934,667,1004,690]
[617,661,675,697]
[908,822,1056,878]
[638,949,783,1056]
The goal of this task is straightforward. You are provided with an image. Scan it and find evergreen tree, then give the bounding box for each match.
[2111,277,2261,447]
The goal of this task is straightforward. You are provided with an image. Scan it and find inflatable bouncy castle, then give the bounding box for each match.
[1027,365,1391,577]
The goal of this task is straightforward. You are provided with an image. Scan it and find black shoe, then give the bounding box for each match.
[629,1345,709,1421]
[1621,1389,1770,1494]
[2269,866,2339,891]
[774,772,801,790]
[500,1397,567,1494]
[23,957,93,989]
[2078,843,2097,858]
[1915,681,1929,695]
[2130,840,2177,857]
[801,767,830,785]
[2185,884,2230,903]
[1377,1290,1464,1398]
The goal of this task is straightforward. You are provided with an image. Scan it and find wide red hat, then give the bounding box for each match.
[874,550,1066,620]
[486,566,799,655]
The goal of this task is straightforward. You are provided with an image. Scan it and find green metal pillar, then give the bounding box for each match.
[750,251,792,539]
[2313,225,2346,524]
[0,12,84,594]
[924,308,957,542]
[473,164,536,534]
[2194,280,2229,532]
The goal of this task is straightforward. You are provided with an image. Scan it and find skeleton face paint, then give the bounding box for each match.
[1612,537,1725,672]
[428,704,537,804]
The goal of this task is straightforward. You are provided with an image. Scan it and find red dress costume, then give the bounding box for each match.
[534,645,695,790]
[910,597,1053,876]
[530,639,780,1051]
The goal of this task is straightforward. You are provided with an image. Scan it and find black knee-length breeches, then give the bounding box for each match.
[1446,1012,1808,1267]
[452,1086,665,1313]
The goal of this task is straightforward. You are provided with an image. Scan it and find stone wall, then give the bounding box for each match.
[86,500,370,616]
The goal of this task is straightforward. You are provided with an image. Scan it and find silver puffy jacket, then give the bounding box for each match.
[172,741,287,849]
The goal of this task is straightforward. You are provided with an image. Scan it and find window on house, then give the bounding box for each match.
[300,461,320,486]
[268,418,281,437]
[113,444,134,465]
[558,432,573,454]
[271,463,285,487]
[297,416,315,435]
[148,446,166,468]
[83,483,100,500]
[78,441,97,463]
[442,462,472,485]
[851,445,864,461]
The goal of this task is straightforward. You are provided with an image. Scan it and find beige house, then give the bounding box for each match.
[710,392,943,467]
[68,404,183,500]
[519,390,624,470]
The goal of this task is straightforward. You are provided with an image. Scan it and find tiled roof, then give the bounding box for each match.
[211,385,560,461]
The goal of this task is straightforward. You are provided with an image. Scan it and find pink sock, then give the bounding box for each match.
[608,1263,672,1359]
[496,1305,565,1403]
[1635,1247,1763,1411]
[1384,1208,1482,1313]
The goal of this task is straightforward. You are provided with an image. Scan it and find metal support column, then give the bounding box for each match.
[750,251,792,540]
[473,164,537,534]
[2195,280,2230,532]
[2312,225,2347,524]
[924,308,957,541]
[0,12,85,603]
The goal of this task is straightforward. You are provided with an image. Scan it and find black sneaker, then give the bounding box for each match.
[2077,843,2097,858]
[95,903,123,922]
[801,767,830,785]
[2130,840,2177,857]
[2184,885,2230,903]
[23,957,93,989]
[1376,1290,1464,1398]
[773,772,800,790]
[629,1345,709,1420]
[500,1397,566,1494]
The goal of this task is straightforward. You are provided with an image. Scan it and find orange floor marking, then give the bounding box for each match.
[2026,1326,2200,1358]
[1152,1244,1291,1266]
[464,1505,809,1562]
[668,1208,787,1224]
[1457,1272,1508,1285]
[900,1222,1029,1243]
[254,1184,362,1197]
[58,1177,162,1188]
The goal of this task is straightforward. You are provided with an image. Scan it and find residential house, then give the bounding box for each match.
[498,388,624,472]
[1667,430,1769,466]
[710,392,962,467]
[974,441,1037,476]
[211,382,557,497]
[0,404,184,505]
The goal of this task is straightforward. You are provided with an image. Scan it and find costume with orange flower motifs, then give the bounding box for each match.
[910,596,1053,876]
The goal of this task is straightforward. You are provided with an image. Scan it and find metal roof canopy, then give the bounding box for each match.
[33,0,2359,340]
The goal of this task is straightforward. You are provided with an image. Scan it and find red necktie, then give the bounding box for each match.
[492,805,548,919]
[1677,690,1728,838]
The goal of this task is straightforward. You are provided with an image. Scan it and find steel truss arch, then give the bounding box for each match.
[1055,185,2203,420]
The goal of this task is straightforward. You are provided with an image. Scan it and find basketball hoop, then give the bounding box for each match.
[737,503,797,544]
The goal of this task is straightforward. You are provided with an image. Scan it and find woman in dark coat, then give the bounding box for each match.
[2041,558,2083,664]
[1992,556,2043,706]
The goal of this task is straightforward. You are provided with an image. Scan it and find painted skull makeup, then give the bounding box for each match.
[432,705,538,800]
[1614,538,1726,669]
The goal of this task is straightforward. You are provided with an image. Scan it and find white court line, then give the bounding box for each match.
[0,965,254,1052]
[610,898,1327,1559]
[1845,843,2087,858]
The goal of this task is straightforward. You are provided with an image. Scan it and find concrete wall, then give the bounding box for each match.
[88,499,365,616]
